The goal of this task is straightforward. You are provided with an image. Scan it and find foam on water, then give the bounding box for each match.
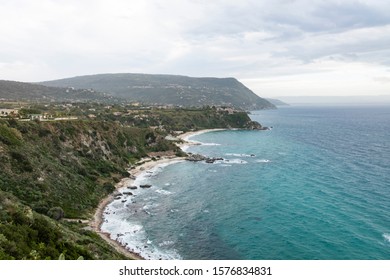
[383,233,390,243]
[225,153,256,158]
[222,158,248,164]
[201,142,221,146]
[134,160,183,186]
[155,189,173,195]
[256,159,271,163]
[101,160,185,259]
[101,201,182,259]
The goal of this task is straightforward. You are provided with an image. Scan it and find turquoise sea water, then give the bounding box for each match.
[102,105,390,259]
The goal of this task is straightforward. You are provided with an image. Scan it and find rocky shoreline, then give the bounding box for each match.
[185,153,224,164]
[91,127,264,259]
[90,128,225,259]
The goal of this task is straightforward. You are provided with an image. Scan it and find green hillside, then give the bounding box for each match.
[0,80,115,103]
[266,98,289,106]
[0,105,265,259]
[40,73,276,110]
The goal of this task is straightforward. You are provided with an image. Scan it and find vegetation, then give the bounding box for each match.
[0,102,265,259]
[265,98,289,106]
[0,119,181,218]
[0,191,127,260]
[39,73,276,110]
[0,80,118,103]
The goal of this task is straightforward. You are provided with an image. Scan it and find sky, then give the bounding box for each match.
[1,0,390,98]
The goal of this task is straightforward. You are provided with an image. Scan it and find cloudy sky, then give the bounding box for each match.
[1,0,390,97]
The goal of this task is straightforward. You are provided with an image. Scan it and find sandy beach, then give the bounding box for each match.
[89,128,224,259]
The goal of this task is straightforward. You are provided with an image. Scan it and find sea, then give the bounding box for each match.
[101,105,390,260]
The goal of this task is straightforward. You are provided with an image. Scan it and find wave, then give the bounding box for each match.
[201,142,221,146]
[101,203,181,260]
[383,233,390,243]
[101,158,188,260]
[256,159,271,163]
[183,140,221,149]
[134,160,183,186]
[158,240,175,247]
[223,159,248,164]
[225,153,256,158]
[155,189,173,195]
[183,129,225,142]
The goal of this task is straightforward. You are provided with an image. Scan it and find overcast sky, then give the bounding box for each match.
[1,0,390,97]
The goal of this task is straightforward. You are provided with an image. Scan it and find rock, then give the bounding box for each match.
[206,157,224,163]
[245,120,267,130]
[114,193,123,200]
[186,154,207,161]
[140,184,152,188]
[187,154,224,163]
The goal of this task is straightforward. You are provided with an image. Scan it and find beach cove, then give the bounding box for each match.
[89,129,224,259]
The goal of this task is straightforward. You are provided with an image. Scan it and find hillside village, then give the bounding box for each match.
[0,102,244,130]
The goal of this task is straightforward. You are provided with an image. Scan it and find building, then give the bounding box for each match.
[0,109,19,117]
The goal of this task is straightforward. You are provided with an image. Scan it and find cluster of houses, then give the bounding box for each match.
[0,108,77,121]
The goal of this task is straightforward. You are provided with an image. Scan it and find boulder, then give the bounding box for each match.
[186,154,207,161]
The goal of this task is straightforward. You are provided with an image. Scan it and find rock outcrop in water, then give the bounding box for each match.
[186,154,207,162]
[244,120,270,130]
[186,153,224,164]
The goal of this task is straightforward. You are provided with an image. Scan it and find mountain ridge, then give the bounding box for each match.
[0,79,115,103]
[39,73,276,110]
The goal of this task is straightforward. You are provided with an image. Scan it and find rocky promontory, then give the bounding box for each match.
[186,153,224,164]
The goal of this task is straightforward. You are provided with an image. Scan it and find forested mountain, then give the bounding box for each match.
[40,73,276,110]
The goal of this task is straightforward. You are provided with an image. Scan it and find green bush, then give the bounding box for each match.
[47,207,65,221]
[10,151,33,172]
[0,124,22,146]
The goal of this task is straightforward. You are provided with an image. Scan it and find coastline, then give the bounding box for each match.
[89,128,225,260]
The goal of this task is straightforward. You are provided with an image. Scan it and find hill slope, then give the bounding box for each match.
[0,107,264,259]
[0,80,115,103]
[266,98,289,106]
[40,73,275,110]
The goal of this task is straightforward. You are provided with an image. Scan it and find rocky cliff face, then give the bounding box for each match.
[0,120,179,218]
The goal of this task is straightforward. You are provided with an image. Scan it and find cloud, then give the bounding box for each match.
[0,0,389,96]
[373,76,390,83]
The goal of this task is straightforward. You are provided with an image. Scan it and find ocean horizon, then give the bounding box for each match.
[101,105,390,260]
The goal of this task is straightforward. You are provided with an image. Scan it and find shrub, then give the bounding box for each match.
[103,183,115,193]
[47,207,65,221]
[10,151,33,172]
[0,125,22,146]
